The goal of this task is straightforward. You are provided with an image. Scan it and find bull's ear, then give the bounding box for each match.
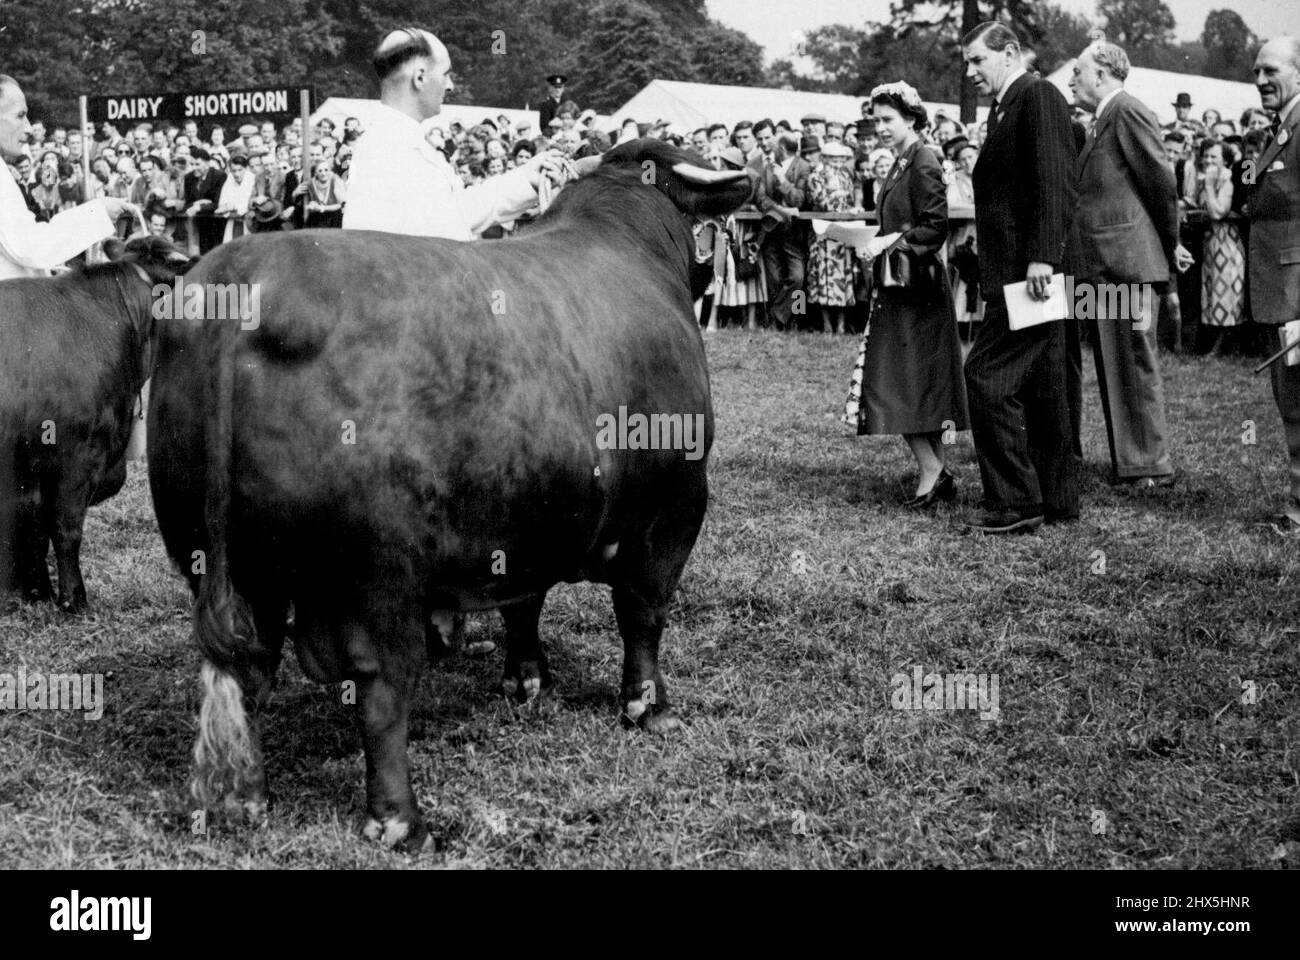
[103,238,128,262]
[671,163,751,185]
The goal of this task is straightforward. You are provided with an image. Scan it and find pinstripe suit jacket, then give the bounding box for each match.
[972,72,1077,298]
[1247,97,1300,325]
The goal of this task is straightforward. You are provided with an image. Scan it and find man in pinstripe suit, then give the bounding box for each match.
[961,21,1079,534]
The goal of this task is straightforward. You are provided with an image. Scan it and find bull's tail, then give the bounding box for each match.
[191,309,261,810]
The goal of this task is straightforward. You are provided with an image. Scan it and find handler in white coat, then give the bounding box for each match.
[1,74,139,599]
[343,29,567,239]
[0,75,137,278]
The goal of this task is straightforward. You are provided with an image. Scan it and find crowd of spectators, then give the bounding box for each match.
[4,83,1257,346]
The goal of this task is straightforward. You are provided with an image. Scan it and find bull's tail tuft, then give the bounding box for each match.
[191,661,263,810]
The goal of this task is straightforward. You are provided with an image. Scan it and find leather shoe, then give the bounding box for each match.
[1267,512,1300,537]
[964,509,1044,534]
[904,470,956,510]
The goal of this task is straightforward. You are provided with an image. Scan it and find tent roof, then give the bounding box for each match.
[608,79,988,133]
[1045,61,1260,124]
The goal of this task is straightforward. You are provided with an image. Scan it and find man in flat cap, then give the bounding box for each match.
[345,29,568,239]
[539,73,569,132]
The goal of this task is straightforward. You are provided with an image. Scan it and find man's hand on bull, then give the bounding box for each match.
[518,148,570,191]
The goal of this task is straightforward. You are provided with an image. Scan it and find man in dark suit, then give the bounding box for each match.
[182,146,226,253]
[538,74,567,132]
[755,132,812,330]
[1067,40,1190,487]
[961,21,1078,533]
[1247,37,1300,533]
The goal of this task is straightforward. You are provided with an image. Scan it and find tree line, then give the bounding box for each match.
[0,0,1264,125]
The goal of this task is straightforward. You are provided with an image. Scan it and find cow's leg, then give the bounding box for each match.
[499,592,552,702]
[612,483,707,733]
[47,465,93,613]
[348,611,426,853]
[15,489,51,603]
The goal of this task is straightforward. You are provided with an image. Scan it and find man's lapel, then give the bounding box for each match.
[1076,93,1117,175]
[1256,104,1300,177]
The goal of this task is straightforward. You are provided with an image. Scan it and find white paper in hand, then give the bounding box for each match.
[1281,321,1300,366]
[1004,274,1068,330]
[811,219,879,248]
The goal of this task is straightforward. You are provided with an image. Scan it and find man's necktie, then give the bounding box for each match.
[987,98,1000,139]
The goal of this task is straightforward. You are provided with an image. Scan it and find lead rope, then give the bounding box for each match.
[535,157,579,214]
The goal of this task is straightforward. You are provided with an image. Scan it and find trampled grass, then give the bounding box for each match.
[1,331,1297,868]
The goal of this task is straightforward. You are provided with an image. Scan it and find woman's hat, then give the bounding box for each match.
[820,141,852,159]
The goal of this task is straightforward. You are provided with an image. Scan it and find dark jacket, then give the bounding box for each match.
[972,72,1077,297]
[1248,99,1300,325]
[1068,89,1178,283]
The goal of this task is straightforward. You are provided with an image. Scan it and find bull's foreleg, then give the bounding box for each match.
[48,472,92,612]
[348,615,426,853]
[499,593,553,703]
[612,584,680,733]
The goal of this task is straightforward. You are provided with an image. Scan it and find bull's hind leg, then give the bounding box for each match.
[347,607,427,853]
[48,468,93,612]
[15,490,51,603]
[612,487,708,733]
[499,593,553,703]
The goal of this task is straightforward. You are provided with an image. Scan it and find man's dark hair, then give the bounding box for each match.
[962,20,1021,53]
[733,120,753,133]
[373,28,434,81]
[753,118,774,136]
[706,122,728,137]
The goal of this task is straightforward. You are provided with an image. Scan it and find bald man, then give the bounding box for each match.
[344,29,566,239]
[1,74,138,600]
[1248,38,1300,534]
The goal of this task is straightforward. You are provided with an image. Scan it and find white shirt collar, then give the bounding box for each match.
[997,66,1027,103]
[1095,87,1122,122]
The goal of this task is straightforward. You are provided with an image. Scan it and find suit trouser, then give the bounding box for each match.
[1087,294,1174,479]
[1270,350,1300,507]
[965,300,1080,516]
[761,222,806,329]
[1065,314,1083,465]
[0,441,14,598]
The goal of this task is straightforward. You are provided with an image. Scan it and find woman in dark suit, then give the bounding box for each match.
[842,81,968,508]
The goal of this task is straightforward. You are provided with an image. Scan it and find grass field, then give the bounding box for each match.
[2,330,1298,868]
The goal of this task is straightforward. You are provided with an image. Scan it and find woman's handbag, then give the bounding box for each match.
[879,247,936,289]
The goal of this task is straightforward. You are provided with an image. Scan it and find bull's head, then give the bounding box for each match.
[566,139,757,300]
[104,235,196,286]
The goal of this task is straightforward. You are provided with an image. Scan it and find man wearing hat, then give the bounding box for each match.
[539,73,568,132]
[801,113,827,141]
[799,133,822,166]
[1164,93,1205,134]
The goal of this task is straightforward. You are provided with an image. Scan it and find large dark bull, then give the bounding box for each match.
[147,140,755,849]
[0,238,189,610]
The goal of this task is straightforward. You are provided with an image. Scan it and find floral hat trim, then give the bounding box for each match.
[868,81,924,109]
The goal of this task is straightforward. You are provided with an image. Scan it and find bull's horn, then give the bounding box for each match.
[670,162,752,184]
[573,155,602,177]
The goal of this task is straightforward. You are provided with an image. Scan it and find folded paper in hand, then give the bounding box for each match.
[1004,274,1068,330]
[811,219,879,249]
[1281,320,1300,367]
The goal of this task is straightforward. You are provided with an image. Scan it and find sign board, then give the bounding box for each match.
[86,86,313,127]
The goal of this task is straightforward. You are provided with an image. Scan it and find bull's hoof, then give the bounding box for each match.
[500,661,553,704]
[58,596,88,615]
[362,814,430,854]
[622,700,681,733]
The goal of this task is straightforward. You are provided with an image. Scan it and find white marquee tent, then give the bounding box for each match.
[608,79,990,133]
[1045,61,1260,125]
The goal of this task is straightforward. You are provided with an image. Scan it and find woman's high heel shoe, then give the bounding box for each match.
[904,470,956,510]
